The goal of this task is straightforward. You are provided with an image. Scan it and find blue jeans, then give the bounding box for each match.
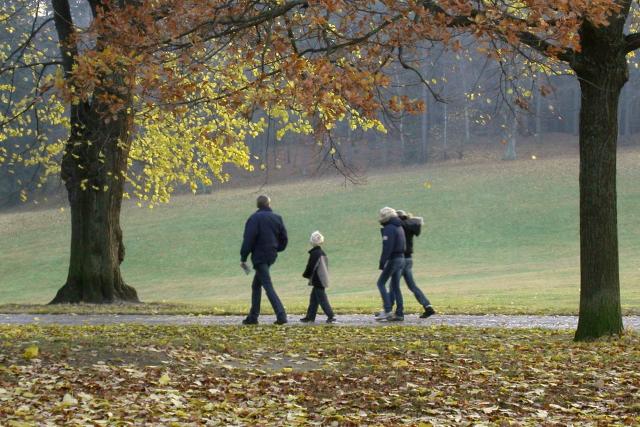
[390,258,431,308]
[247,263,286,322]
[305,287,335,319]
[376,257,405,316]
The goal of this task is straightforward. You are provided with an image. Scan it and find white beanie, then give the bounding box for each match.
[310,230,324,246]
[378,206,397,223]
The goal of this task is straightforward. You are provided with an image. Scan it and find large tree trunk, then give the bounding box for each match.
[50,104,139,304]
[572,21,627,340]
[49,0,139,304]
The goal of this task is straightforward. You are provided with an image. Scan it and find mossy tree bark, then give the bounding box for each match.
[50,103,139,304]
[49,0,139,304]
[571,19,628,340]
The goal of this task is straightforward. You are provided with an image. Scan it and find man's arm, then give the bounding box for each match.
[240,216,258,262]
[379,227,393,270]
[277,217,288,252]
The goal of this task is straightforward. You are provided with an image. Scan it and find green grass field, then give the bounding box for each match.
[1,149,639,315]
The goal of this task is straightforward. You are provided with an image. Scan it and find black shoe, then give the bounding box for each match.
[326,317,337,324]
[420,306,436,318]
[242,318,258,325]
[299,317,315,323]
[388,314,404,322]
[274,318,288,325]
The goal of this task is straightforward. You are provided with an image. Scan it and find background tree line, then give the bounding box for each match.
[5,52,640,203]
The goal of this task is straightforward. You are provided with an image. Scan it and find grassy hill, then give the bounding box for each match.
[1,149,639,315]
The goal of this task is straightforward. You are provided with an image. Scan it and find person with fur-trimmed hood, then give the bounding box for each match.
[300,231,337,324]
[374,207,406,321]
[394,210,436,318]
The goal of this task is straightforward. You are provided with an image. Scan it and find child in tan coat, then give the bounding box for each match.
[300,231,336,323]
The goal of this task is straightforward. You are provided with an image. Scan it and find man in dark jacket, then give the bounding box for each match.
[240,195,288,325]
[374,207,406,321]
[395,210,436,318]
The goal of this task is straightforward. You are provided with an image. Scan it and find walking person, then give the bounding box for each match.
[300,231,337,324]
[240,195,288,325]
[374,207,406,322]
[395,210,436,318]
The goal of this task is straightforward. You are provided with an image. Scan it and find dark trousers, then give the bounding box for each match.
[376,257,405,316]
[305,287,334,319]
[247,263,286,322]
[391,257,431,308]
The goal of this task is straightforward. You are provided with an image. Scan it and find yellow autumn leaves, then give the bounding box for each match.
[3,324,639,425]
[1,3,388,206]
[0,2,69,197]
[22,345,39,360]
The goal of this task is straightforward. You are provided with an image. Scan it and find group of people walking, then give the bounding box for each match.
[239,195,436,325]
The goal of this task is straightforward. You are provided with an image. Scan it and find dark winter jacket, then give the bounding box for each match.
[379,217,406,270]
[400,217,422,258]
[302,246,329,288]
[240,207,288,265]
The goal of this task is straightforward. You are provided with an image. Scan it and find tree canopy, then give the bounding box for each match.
[2,0,627,203]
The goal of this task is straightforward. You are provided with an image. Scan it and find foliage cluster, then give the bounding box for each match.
[1,0,624,204]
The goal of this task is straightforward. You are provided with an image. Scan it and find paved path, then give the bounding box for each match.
[1,313,639,330]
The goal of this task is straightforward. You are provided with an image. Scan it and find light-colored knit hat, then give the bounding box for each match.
[310,230,324,246]
[378,206,397,223]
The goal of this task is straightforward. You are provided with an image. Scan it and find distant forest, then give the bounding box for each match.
[2,36,640,208]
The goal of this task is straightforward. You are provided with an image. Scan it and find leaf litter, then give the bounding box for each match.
[0,324,638,425]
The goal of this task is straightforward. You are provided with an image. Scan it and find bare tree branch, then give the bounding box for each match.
[1,17,54,70]
[418,0,576,64]
[625,32,640,52]
[397,47,444,102]
[51,0,78,74]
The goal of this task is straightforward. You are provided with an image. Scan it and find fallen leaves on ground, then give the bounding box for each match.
[0,324,638,425]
